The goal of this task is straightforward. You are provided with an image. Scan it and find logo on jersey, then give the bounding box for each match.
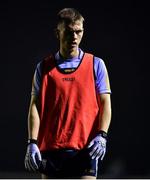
[64,68,75,73]
[62,77,75,81]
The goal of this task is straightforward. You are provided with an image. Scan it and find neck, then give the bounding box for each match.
[60,47,79,59]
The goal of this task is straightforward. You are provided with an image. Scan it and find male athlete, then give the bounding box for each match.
[24,8,112,179]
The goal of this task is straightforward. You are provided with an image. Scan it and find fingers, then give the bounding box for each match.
[100,147,106,160]
[25,154,33,171]
[88,142,106,160]
[95,149,103,160]
[25,153,40,171]
[24,157,28,170]
[35,153,42,168]
[89,143,99,158]
[25,154,37,171]
[87,140,94,148]
[30,153,39,170]
[36,151,42,162]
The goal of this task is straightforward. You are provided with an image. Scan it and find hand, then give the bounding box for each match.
[87,134,107,160]
[24,143,42,171]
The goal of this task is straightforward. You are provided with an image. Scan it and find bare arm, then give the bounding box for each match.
[25,95,42,171]
[97,60,112,133]
[97,93,112,133]
[88,93,111,160]
[27,95,40,140]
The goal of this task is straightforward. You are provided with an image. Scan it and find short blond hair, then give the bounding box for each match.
[56,8,84,26]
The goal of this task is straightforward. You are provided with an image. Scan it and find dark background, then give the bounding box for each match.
[1,0,150,178]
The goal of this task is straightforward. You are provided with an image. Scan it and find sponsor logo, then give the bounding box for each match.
[64,68,75,73]
[62,77,75,81]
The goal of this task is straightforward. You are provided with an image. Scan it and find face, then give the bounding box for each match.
[57,20,84,57]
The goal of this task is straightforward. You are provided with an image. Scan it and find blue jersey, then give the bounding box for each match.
[32,49,111,95]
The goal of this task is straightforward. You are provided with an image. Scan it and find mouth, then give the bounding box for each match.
[69,42,77,47]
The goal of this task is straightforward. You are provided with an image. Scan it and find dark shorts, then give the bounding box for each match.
[38,148,98,178]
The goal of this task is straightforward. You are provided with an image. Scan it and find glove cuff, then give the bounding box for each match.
[27,139,37,145]
[98,130,107,140]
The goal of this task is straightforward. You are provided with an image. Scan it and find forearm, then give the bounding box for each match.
[28,95,40,140]
[100,101,111,133]
[98,94,112,133]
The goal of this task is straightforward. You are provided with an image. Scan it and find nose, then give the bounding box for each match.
[72,31,77,40]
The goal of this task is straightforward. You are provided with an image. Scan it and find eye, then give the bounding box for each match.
[75,30,83,34]
[65,30,72,35]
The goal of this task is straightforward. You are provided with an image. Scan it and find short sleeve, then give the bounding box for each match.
[94,57,111,94]
[31,61,42,96]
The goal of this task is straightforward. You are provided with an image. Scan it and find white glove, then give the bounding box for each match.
[24,143,42,171]
[88,134,107,160]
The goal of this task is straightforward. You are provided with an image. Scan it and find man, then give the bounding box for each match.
[24,8,112,179]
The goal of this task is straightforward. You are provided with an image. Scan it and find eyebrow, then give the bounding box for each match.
[65,28,84,32]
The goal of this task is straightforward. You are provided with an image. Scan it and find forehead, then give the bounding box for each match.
[59,20,83,30]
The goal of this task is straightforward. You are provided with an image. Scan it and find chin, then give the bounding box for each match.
[71,45,78,49]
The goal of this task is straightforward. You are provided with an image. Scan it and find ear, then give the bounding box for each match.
[54,29,59,39]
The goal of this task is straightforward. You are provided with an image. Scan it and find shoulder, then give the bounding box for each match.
[89,54,106,70]
[94,56,105,66]
[36,53,55,69]
[36,60,43,68]
[84,51,104,64]
[35,60,43,74]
